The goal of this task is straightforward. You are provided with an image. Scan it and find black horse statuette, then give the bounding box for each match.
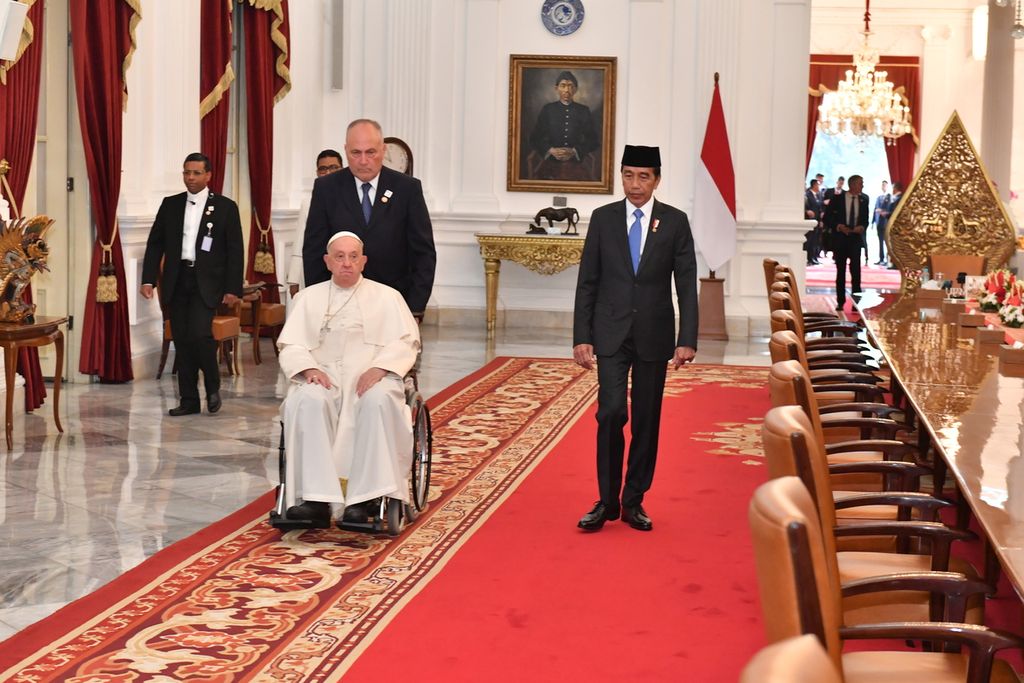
[527,207,580,235]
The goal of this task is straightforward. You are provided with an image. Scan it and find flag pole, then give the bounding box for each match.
[698,72,729,341]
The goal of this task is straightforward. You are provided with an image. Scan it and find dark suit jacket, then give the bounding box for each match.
[303,166,436,314]
[823,191,869,249]
[573,199,698,362]
[141,191,244,308]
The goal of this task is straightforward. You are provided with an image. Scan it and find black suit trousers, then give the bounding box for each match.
[595,333,668,509]
[170,266,218,406]
[833,234,862,305]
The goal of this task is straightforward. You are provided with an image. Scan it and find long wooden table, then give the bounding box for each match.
[855,290,1024,595]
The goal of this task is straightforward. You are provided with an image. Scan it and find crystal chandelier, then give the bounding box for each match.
[993,0,1024,39]
[817,0,912,145]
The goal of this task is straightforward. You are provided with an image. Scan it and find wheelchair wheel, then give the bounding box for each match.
[386,497,402,537]
[410,397,432,511]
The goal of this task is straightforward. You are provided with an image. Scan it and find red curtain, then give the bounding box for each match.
[200,0,234,194]
[807,54,921,186]
[242,1,290,304]
[0,0,46,410]
[71,0,140,382]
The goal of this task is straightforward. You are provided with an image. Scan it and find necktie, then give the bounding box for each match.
[628,208,643,274]
[361,182,372,224]
[849,196,857,227]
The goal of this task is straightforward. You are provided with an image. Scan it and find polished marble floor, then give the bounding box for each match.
[0,324,769,641]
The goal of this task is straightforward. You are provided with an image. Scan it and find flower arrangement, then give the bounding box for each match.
[979,269,1017,312]
[998,280,1024,328]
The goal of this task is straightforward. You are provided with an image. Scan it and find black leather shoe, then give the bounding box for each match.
[835,303,845,311]
[577,501,620,531]
[207,392,222,414]
[168,404,200,416]
[622,505,653,531]
[286,500,331,526]
[342,502,367,524]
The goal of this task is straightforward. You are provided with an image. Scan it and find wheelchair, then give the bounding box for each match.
[269,372,432,536]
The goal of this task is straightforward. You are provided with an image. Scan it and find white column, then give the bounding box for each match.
[982,1,1015,200]
[920,24,952,150]
[761,0,812,222]
[450,0,500,214]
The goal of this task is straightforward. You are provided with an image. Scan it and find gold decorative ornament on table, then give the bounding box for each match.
[887,112,1017,292]
[0,214,55,322]
[475,233,584,336]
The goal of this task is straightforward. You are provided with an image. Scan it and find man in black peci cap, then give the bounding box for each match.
[572,144,698,532]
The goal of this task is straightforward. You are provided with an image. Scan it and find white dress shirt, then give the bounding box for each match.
[354,175,379,206]
[182,187,209,261]
[625,196,656,255]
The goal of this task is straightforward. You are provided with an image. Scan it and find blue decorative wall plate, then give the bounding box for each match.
[541,0,584,37]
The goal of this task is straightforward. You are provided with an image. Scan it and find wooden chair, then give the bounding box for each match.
[239,297,285,365]
[749,476,1022,683]
[156,302,242,379]
[929,254,987,279]
[762,404,984,626]
[741,635,841,683]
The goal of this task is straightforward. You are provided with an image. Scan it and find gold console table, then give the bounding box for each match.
[475,233,585,336]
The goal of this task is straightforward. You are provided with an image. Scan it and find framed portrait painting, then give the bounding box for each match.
[507,54,616,194]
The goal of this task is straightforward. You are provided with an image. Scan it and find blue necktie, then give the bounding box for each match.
[628,208,643,274]
[361,182,373,224]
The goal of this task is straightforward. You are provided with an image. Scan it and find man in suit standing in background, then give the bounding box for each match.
[286,149,344,297]
[823,173,869,310]
[141,153,244,416]
[303,119,436,319]
[572,145,698,533]
[872,180,892,266]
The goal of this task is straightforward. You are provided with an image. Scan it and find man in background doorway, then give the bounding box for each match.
[823,174,868,311]
[804,178,823,265]
[286,149,343,297]
[872,180,892,266]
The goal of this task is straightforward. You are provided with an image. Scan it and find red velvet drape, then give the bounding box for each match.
[0,0,46,410]
[242,2,290,304]
[200,0,234,194]
[71,0,138,382]
[807,54,921,186]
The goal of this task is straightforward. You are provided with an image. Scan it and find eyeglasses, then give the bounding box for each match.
[317,163,342,174]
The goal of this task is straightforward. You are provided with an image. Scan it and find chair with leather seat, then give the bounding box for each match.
[155,270,243,379]
[749,476,1023,683]
[768,359,922,492]
[239,296,286,365]
[761,405,984,626]
[929,254,986,279]
[741,635,841,683]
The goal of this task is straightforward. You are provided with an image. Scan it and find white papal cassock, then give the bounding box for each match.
[277,275,420,510]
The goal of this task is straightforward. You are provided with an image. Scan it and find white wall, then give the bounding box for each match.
[116,0,1022,368]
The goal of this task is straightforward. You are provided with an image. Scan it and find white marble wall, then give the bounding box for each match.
[108,0,1022,372]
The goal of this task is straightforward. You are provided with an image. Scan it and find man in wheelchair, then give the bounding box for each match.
[276,230,420,528]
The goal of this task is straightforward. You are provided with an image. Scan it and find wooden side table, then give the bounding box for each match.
[0,316,67,449]
[475,233,585,337]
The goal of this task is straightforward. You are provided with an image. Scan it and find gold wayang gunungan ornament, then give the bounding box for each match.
[0,215,55,322]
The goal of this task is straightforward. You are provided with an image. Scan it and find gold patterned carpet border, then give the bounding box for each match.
[1,360,767,682]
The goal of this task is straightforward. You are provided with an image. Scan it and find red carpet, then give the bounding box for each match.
[806,258,903,290]
[0,360,772,682]
[344,364,772,682]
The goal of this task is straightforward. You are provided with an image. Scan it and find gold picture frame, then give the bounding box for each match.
[507,54,616,194]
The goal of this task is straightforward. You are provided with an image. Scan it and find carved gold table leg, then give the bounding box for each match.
[483,257,501,337]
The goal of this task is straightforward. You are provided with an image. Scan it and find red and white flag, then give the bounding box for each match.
[692,75,736,272]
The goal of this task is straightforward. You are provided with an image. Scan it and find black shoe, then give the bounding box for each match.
[577,501,620,531]
[622,505,653,531]
[286,500,331,526]
[835,303,845,311]
[342,502,367,525]
[207,392,222,414]
[169,404,200,416]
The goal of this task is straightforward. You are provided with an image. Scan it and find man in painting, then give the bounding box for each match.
[528,70,599,182]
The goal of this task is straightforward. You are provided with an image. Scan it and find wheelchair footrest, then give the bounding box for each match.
[269,510,331,532]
